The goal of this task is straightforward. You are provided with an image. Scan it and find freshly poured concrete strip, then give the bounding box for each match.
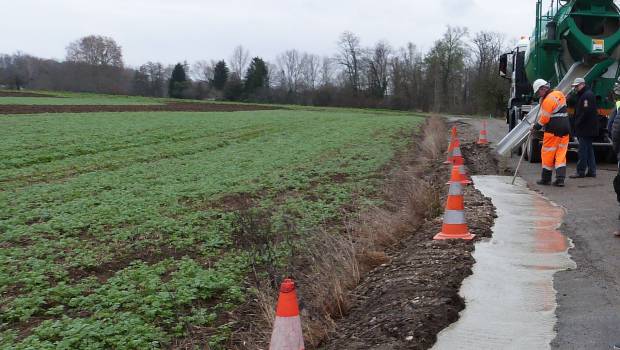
[432,176,576,350]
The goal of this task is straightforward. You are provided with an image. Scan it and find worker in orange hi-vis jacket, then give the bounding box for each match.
[531,79,572,187]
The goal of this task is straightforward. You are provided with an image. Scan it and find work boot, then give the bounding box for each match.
[554,167,566,187]
[537,169,552,186]
[569,173,585,179]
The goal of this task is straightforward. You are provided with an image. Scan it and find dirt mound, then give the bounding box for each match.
[0,91,58,97]
[461,143,500,175]
[0,102,280,114]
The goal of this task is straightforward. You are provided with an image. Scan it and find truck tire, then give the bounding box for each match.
[509,109,517,131]
[527,137,542,163]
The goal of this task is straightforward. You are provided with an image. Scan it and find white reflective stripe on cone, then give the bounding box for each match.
[453,147,462,157]
[443,210,466,224]
[270,316,304,350]
[448,182,463,195]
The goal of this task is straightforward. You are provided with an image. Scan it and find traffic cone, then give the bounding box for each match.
[450,138,465,166]
[269,279,304,350]
[444,127,458,164]
[448,161,472,185]
[434,179,475,240]
[477,121,489,145]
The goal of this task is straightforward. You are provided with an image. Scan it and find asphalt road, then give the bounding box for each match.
[468,117,620,349]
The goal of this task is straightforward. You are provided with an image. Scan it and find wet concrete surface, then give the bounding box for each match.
[467,118,620,349]
[432,176,575,350]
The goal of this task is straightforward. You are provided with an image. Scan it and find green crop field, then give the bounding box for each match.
[0,108,422,349]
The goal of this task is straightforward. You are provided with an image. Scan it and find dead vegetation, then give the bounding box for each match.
[228,116,449,349]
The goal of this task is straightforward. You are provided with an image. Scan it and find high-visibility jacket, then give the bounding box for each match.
[534,90,571,136]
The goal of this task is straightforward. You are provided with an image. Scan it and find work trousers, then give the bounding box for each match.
[576,136,596,176]
[614,162,620,203]
[541,133,569,172]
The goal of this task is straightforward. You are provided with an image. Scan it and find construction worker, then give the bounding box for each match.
[531,79,571,186]
[569,77,599,178]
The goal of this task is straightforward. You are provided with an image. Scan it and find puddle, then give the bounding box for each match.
[432,176,576,350]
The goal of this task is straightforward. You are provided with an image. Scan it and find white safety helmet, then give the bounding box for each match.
[614,77,620,96]
[532,79,550,94]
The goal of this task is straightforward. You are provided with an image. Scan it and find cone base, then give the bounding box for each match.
[447,180,472,185]
[433,231,476,240]
[477,140,489,145]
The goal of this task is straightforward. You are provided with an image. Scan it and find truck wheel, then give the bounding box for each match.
[603,148,617,164]
[527,137,542,163]
[509,110,517,131]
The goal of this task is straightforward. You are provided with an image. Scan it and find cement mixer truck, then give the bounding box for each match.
[497,0,620,162]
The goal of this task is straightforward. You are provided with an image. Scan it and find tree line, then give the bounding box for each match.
[0,28,509,115]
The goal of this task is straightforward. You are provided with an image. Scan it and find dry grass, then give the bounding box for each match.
[419,115,448,162]
[231,116,448,349]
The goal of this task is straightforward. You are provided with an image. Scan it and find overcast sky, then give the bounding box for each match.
[3,0,539,67]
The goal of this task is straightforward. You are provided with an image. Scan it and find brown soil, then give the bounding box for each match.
[322,121,498,350]
[0,102,280,114]
[67,245,203,284]
[0,91,58,97]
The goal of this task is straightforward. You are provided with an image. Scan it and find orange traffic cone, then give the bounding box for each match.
[450,138,465,166]
[448,162,472,185]
[448,157,472,185]
[444,130,457,164]
[269,279,304,350]
[434,178,475,240]
[477,121,489,145]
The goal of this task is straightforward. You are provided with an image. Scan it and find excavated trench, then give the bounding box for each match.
[323,121,500,349]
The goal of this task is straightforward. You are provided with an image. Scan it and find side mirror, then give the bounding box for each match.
[499,53,509,79]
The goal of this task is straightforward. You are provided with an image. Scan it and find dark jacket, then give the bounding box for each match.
[612,104,620,203]
[612,106,620,156]
[573,87,599,137]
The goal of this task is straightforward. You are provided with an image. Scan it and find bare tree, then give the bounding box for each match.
[229,45,250,77]
[425,26,469,112]
[300,53,321,90]
[319,56,334,87]
[276,49,303,93]
[266,62,280,89]
[469,31,507,113]
[191,60,217,83]
[66,35,123,67]
[367,40,392,98]
[0,52,38,89]
[336,31,363,92]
